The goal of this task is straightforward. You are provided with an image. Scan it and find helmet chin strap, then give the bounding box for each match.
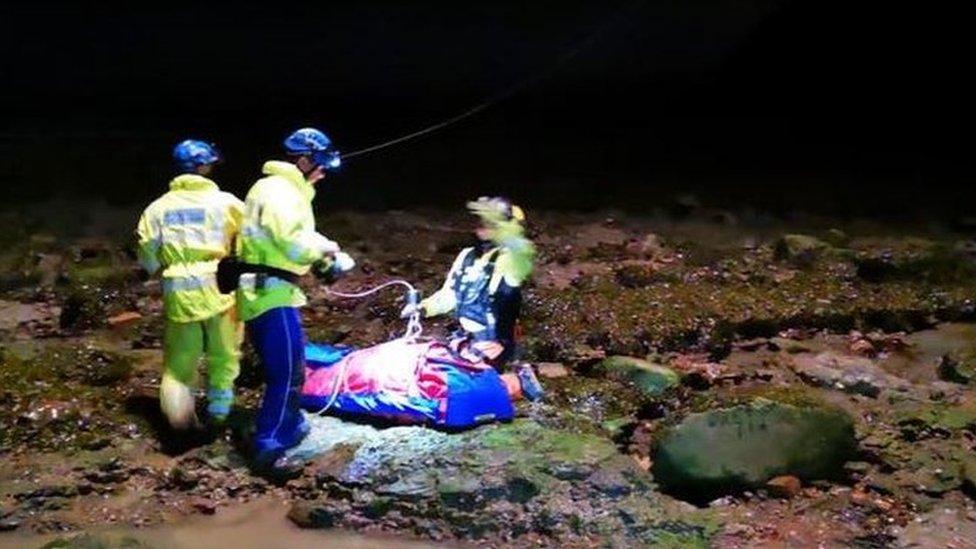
[293,156,323,181]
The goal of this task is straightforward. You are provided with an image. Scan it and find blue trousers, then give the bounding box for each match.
[247,307,309,462]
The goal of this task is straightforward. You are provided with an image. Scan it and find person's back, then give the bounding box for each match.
[238,164,318,272]
[140,174,243,320]
[136,140,244,430]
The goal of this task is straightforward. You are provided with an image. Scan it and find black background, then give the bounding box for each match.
[1,1,968,217]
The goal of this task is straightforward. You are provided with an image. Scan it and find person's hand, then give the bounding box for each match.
[332,251,355,273]
[471,340,504,360]
[311,258,333,281]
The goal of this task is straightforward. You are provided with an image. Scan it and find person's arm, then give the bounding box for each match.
[135,208,162,276]
[418,249,469,317]
[260,194,339,266]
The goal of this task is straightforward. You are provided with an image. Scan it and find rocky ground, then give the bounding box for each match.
[3,201,976,547]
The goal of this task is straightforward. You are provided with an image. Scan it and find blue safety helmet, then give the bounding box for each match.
[173,140,221,172]
[283,127,341,172]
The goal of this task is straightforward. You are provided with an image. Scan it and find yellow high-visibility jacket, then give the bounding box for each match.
[136,174,244,322]
[236,160,338,321]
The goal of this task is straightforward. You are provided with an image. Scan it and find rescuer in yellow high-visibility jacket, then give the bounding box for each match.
[236,127,353,476]
[135,140,244,430]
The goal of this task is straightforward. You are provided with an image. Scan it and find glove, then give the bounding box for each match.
[332,251,355,274]
[312,257,335,283]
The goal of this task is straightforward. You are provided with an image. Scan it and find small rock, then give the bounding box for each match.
[961,457,976,496]
[777,328,812,340]
[766,475,802,498]
[790,351,911,398]
[0,517,21,532]
[735,338,769,352]
[16,485,79,500]
[864,331,910,352]
[844,461,872,476]
[288,502,346,529]
[169,466,200,490]
[709,496,735,508]
[768,337,812,353]
[938,352,974,385]
[85,469,129,484]
[82,437,112,451]
[850,339,876,357]
[823,228,850,247]
[596,356,680,396]
[774,234,832,267]
[850,489,871,507]
[587,461,633,498]
[624,233,665,259]
[107,311,142,328]
[191,497,217,515]
[566,344,606,365]
[670,356,740,388]
[536,362,569,379]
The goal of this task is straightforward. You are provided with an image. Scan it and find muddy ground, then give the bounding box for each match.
[3,200,976,547]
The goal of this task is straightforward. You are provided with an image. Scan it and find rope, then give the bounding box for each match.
[324,279,423,341]
[325,279,415,299]
[341,2,639,161]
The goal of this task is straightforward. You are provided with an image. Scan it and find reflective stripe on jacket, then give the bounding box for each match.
[236,161,337,321]
[136,174,244,322]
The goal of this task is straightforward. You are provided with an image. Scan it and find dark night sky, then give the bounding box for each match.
[1,1,968,215]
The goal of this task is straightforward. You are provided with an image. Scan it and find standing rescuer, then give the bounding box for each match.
[237,127,353,474]
[136,140,245,430]
[401,197,543,399]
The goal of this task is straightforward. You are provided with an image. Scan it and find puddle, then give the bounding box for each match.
[0,498,439,549]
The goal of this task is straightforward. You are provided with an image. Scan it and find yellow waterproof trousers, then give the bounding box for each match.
[160,307,242,428]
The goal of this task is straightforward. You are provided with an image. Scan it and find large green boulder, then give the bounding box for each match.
[652,397,856,503]
[286,415,711,545]
[596,356,680,396]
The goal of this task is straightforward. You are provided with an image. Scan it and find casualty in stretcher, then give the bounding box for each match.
[301,339,517,429]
